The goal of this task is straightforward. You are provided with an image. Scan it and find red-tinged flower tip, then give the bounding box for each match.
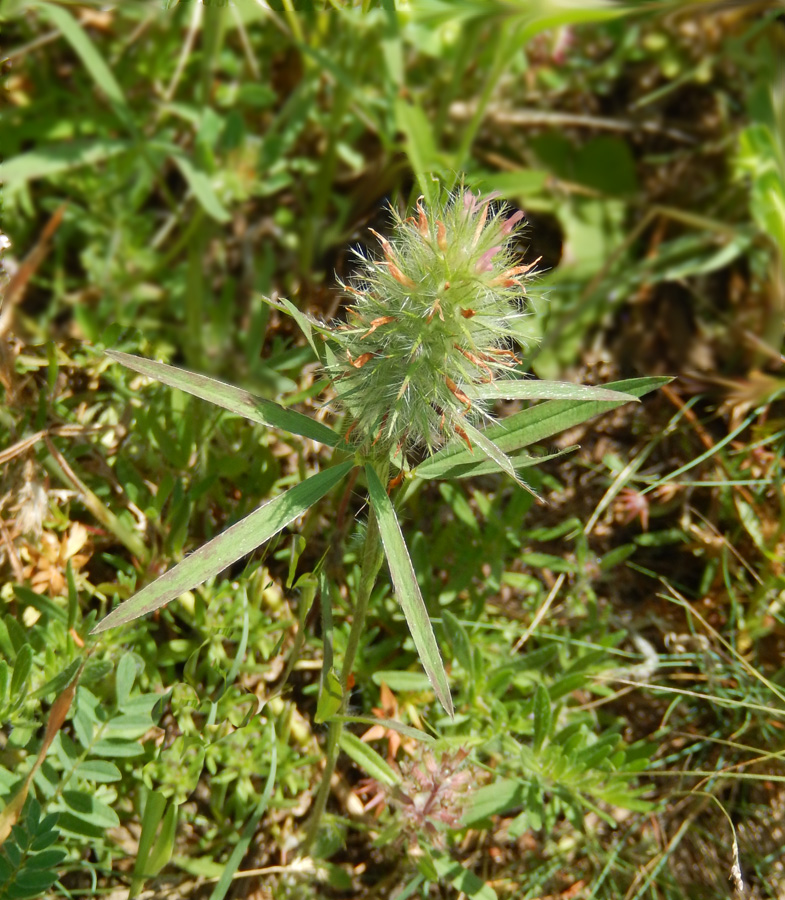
[501,210,525,235]
[436,221,448,252]
[463,189,501,216]
[416,197,429,238]
[327,187,538,455]
[476,246,502,273]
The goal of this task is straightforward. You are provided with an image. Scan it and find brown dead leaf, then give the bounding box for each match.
[0,659,85,845]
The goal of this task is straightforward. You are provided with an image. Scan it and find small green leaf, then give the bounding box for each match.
[66,561,79,630]
[265,297,328,362]
[574,733,620,769]
[105,351,342,448]
[0,660,8,706]
[532,685,551,752]
[12,586,68,625]
[287,535,307,589]
[10,644,33,700]
[548,672,588,701]
[115,654,137,708]
[30,826,60,852]
[335,716,435,745]
[11,868,60,896]
[91,460,354,633]
[464,779,526,826]
[575,135,638,196]
[339,731,398,787]
[90,739,145,758]
[370,670,432,692]
[145,802,177,878]
[61,791,120,830]
[4,843,22,868]
[441,610,474,677]
[31,658,81,701]
[4,615,27,654]
[72,760,122,784]
[507,809,530,839]
[73,707,102,747]
[430,848,498,900]
[26,848,67,870]
[315,667,344,724]
[526,780,544,830]
[0,857,13,885]
[167,146,230,223]
[365,465,453,717]
[0,619,14,660]
[103,712,155,741]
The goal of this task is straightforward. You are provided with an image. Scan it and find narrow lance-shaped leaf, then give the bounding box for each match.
[106,351,342,448]
[130,791,170,898]
[166,146,231,223]
[458,418,542,502]
[261,296,329,364]
[532,685,551,753]
[336,716,436,745]
[443,446,577,481]
[365,465,453,717]
[315,667,344,725]
[416,376,671,481]
[339,731,399,788]
[91,461,355,634]
[464,381,639,403]
[2,139,132,186]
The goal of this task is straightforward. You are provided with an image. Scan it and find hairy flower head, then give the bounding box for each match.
[327,190,538,456]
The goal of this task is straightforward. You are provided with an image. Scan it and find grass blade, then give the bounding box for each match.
[365,465,453,717]
[416,376,670,481]
[40,3,136,133]
[106,350,342,448]
[91,461,354,633]
[395,96,442,205]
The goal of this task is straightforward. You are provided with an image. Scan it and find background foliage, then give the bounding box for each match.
[1,1,784,898]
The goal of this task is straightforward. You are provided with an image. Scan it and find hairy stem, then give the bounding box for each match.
[302,460,388,854]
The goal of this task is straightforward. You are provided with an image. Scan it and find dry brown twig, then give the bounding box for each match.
[0,204,67,338]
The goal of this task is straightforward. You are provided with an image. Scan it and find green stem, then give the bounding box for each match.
[302,459,388,854]
[340,492,385,689]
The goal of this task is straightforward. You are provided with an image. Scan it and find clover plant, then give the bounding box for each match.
[90,187,667,846]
